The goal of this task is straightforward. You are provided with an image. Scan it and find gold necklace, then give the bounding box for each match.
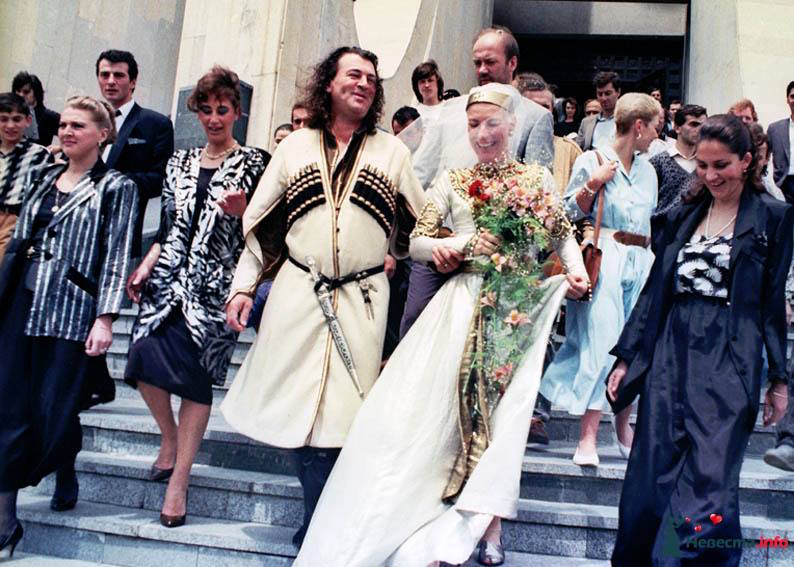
[203,142,239,160]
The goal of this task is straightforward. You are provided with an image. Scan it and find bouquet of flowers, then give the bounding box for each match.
[464,162,570,416]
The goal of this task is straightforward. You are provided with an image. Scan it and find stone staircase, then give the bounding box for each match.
[14,310,794,566]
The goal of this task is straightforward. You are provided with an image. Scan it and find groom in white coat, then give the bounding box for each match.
[223,47,425,548]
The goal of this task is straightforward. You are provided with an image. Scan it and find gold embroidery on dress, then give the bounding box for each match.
[441,159,572,503]
[443,299,489,502]
[410,200,443,239]
[447,168,478,210]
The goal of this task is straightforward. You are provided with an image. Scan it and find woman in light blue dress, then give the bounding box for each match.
[540,93,663,467]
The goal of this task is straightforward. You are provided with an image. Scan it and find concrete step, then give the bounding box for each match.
[30,452,303,528]
[81,398,779,478]
[29,437,794,532]
[10,554,117,566]
[506,498,792,564]
[522,444,794,520]
[17,491,792,564]
[538,409,778,455]
[459,552,609,566]
[16,493,295,567]
[80,400,296,476]
[16,493,611,566]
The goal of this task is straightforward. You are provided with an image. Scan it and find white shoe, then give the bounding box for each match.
[573,447,599,467]
[610,415,632,459]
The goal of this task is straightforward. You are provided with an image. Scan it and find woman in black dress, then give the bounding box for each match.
[124,66,269,527]
[0,96,137,558]
[607,114,792,566]
[554,97,579,137]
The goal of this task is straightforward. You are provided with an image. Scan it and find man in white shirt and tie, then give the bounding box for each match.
[577,71,621,151]
[96,49,174,257]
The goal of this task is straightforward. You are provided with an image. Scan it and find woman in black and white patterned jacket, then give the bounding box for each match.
[124,66,269,528]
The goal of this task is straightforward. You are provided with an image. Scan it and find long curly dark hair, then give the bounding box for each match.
[683,113,764,203]
[301,46,384,134]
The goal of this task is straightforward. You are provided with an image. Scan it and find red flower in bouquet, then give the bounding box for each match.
[468,179,490,201]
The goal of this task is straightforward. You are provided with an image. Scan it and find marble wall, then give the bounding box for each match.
[172,0,492,149]
[171,0,287,151]
[5,0,791,144]
[686,0,794,127]
[0,0,185,117]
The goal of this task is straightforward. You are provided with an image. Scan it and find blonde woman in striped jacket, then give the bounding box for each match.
[0,96,137,559]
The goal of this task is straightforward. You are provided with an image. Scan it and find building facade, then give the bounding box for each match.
[2,0,792,148]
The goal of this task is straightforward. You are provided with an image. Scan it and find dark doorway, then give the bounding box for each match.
[516,34,685,114]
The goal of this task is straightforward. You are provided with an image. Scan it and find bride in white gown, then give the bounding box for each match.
[294,83,590,567]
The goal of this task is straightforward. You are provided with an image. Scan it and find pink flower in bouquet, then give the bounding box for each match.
[491,253,508,272]
[504,309,530,327]
[480,291,497,308]
[542,190,556,209]
[530,197,549,221]
[506,184,531,216]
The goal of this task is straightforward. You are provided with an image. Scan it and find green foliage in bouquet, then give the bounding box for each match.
[464,162,571,417]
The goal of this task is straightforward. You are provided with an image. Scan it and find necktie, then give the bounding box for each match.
[115,109,122,117]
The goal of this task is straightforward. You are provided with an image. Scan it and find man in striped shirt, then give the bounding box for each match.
[0,92,52,261]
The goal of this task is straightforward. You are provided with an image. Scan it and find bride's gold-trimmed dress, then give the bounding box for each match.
[294,161,586,566]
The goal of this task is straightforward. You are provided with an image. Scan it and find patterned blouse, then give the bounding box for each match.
[675,234,732,299]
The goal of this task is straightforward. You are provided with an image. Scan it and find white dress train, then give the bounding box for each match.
[294,169,583,566]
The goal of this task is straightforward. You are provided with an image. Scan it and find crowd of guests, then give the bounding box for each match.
[1,22,794,567]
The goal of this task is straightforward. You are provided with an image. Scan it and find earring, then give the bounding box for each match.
[636,133,641,140]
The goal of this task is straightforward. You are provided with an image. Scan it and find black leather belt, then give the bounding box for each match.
[288,256,384,293]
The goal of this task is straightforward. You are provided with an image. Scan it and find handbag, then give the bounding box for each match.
[543,152,607,301]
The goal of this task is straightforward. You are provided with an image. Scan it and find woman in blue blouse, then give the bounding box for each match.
[540,93,662,466]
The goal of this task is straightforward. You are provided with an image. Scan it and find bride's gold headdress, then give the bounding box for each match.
[466,89,511,111]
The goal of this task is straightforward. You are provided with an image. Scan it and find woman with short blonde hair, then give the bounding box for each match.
[614,92,663,135]
[540,92,662,467]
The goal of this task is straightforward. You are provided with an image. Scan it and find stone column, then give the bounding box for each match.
[172,0,493,149]
[688,0,794,127]
[0,0,185,117]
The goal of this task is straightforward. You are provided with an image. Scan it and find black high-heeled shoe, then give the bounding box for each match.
[159,489,188,528]
[0,522,23,560]
[477,537,505,566]
[149,465,174,482]
[51,464,79,512]
[159,511,186,528]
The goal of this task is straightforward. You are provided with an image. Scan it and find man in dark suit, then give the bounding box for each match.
[767,80,794,203]
[96,49,174,256]
[12,71,60,146]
